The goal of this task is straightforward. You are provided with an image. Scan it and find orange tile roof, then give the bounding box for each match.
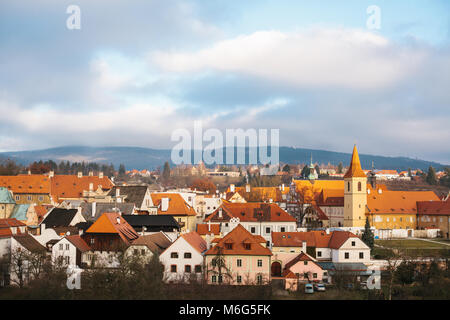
[0,175,51,194]
[85,212,139,245]
[205,224,272,256]
[344,145,367,178]
[366,190,440,215]
[272,230,356,249]
[204,202,296,223]
[0,218,27,238]
[196,223,221,236]
[181,232,207,254]
[150,193,196,216]
[229,186,289,202]
[51,175,114,202]
[284,252,316,270]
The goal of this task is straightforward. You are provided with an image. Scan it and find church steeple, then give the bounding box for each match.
[344,145,366,178]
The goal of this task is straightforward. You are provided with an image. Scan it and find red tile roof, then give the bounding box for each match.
[205,224,272,256]
[417,200,450,215]
[0,175,51,194]
[204,202,296,223]
[196,223,221,236]
[272,230,357,249]
[181,232,207,254]
[66,235,91,252]
[51,175,114,202]
[367,190,440,215]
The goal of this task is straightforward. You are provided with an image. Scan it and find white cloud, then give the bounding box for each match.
[152,28,427,89]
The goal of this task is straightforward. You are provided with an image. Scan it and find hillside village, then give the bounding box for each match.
[0,145,449,298]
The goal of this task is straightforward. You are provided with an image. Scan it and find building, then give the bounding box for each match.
[159,231,207,283]
[204,224,272,285]
[0,175,52,205]
[52,235,91,267]
[122,215,180,241]
[204,202,297,246]
[150,193,197,233]
[0,187,16,219]
[80,202,136,222]
[367,190,440,231]
[81,212,139,268]
[343,145,367,228]
[417,199,450,238]
[126,232,173,264]
[108,186,154,212]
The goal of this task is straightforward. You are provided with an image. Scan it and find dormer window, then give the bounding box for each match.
[244,243,251,250]
[225,243,233,250]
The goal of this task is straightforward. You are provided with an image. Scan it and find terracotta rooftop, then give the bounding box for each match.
[85,212,139,245]
[196,223,221,236]
[417,200,450,216]
[51,175,114,202]
[366,190,440,215]
[151,193,196,216]
[181,231,208,254]
[272,230,357,249]
[65,235,91,252]
[0,175,51,194]
[344,145,367,179]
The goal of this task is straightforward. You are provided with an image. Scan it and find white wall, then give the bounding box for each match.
[51,237,78,266]
[159,237,204,283]
[332,238,370,263]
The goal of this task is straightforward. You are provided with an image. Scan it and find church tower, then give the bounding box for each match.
[343,145,367,227]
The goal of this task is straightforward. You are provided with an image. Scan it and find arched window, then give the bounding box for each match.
[347,182,350,192]
[358,182,362,191]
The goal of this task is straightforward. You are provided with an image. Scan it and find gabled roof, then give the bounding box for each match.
[284,252,319,271]
[367,190,440,215]
[205,224,272,256]
[229,187,287,202]
[196,223,221,236]
[51,174,114,202]
[0,218,27,238]
[131,232,172,253]
[85,212,139,245]
[344,145,367,179]
[0,175,51,194]
[272,230,358,249]
[150,193,196,216]
[328,231,358,249]
[0,187,15,203]
[417,200,450,215]
[65,235,91,252]
[41,208,78,228]
[181,232,207,254]
[204,202,296,223]
[34,205,52,224]
[108,186,148,206]
[13,234,46,253]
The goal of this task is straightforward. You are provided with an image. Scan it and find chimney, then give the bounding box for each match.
[245,184,250,193]
[89,171,93,176]
[208,220,211,232]
[326,228,330,235]
[161,198,169,211]
[116,188,120,197]
[302,241,307,253]
[91,202,96,218]
[116,217,121,224]
[282,184,285,191]
[27,170,31,175]
[218,207,223,218]
[99,172,104,179]
[230,184,235,192]
[49,171,54,178]
[77,172,82,178]
[89,183,94,192]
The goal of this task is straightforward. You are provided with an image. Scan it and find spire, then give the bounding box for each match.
[344,145,366,178]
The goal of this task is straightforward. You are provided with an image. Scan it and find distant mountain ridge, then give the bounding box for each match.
[0,146,447,171]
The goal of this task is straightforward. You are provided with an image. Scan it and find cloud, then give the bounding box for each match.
[152,28,427,89]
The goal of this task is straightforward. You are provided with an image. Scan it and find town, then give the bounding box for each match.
[0,145,448,300]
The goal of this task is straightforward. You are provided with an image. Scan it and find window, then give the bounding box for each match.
[265,227,271,234]
[15,195,20,201]
[65,256,70,264]
[358,182,362,192]
[27,195,32,201]
[90,238,95,245]
[351,241,356,247]
[313,273,317,279]
[304,261,308,265]
[171,252,178,259]
[280,227,286,232]
[134,249,139,255]
[359,252,364,259]
[38,196,44,201]
[237,275,242,283]
[317,251,322,257]
[212,260,217,267]
[184,252,192,259]
[257,275,262,284]
[237,259,242,267]
[225,243,233,250]
[257,259,262,267]
[66,244,70,250]
[185,265,191,273]
[170,265,177,273]
[244,243,251,250]
[212,275,217,283]
[250,227,256,234]
[195,265,202,273]
[218,275,223,283]
[347,182,350,192]
[59,244,63,250]
[345,252,349,259]
[141,249,145,255]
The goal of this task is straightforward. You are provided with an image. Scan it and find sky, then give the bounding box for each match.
[0,0,449,164]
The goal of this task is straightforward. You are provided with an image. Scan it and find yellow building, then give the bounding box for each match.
[343,145,367,228]
[151,193,197,233]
